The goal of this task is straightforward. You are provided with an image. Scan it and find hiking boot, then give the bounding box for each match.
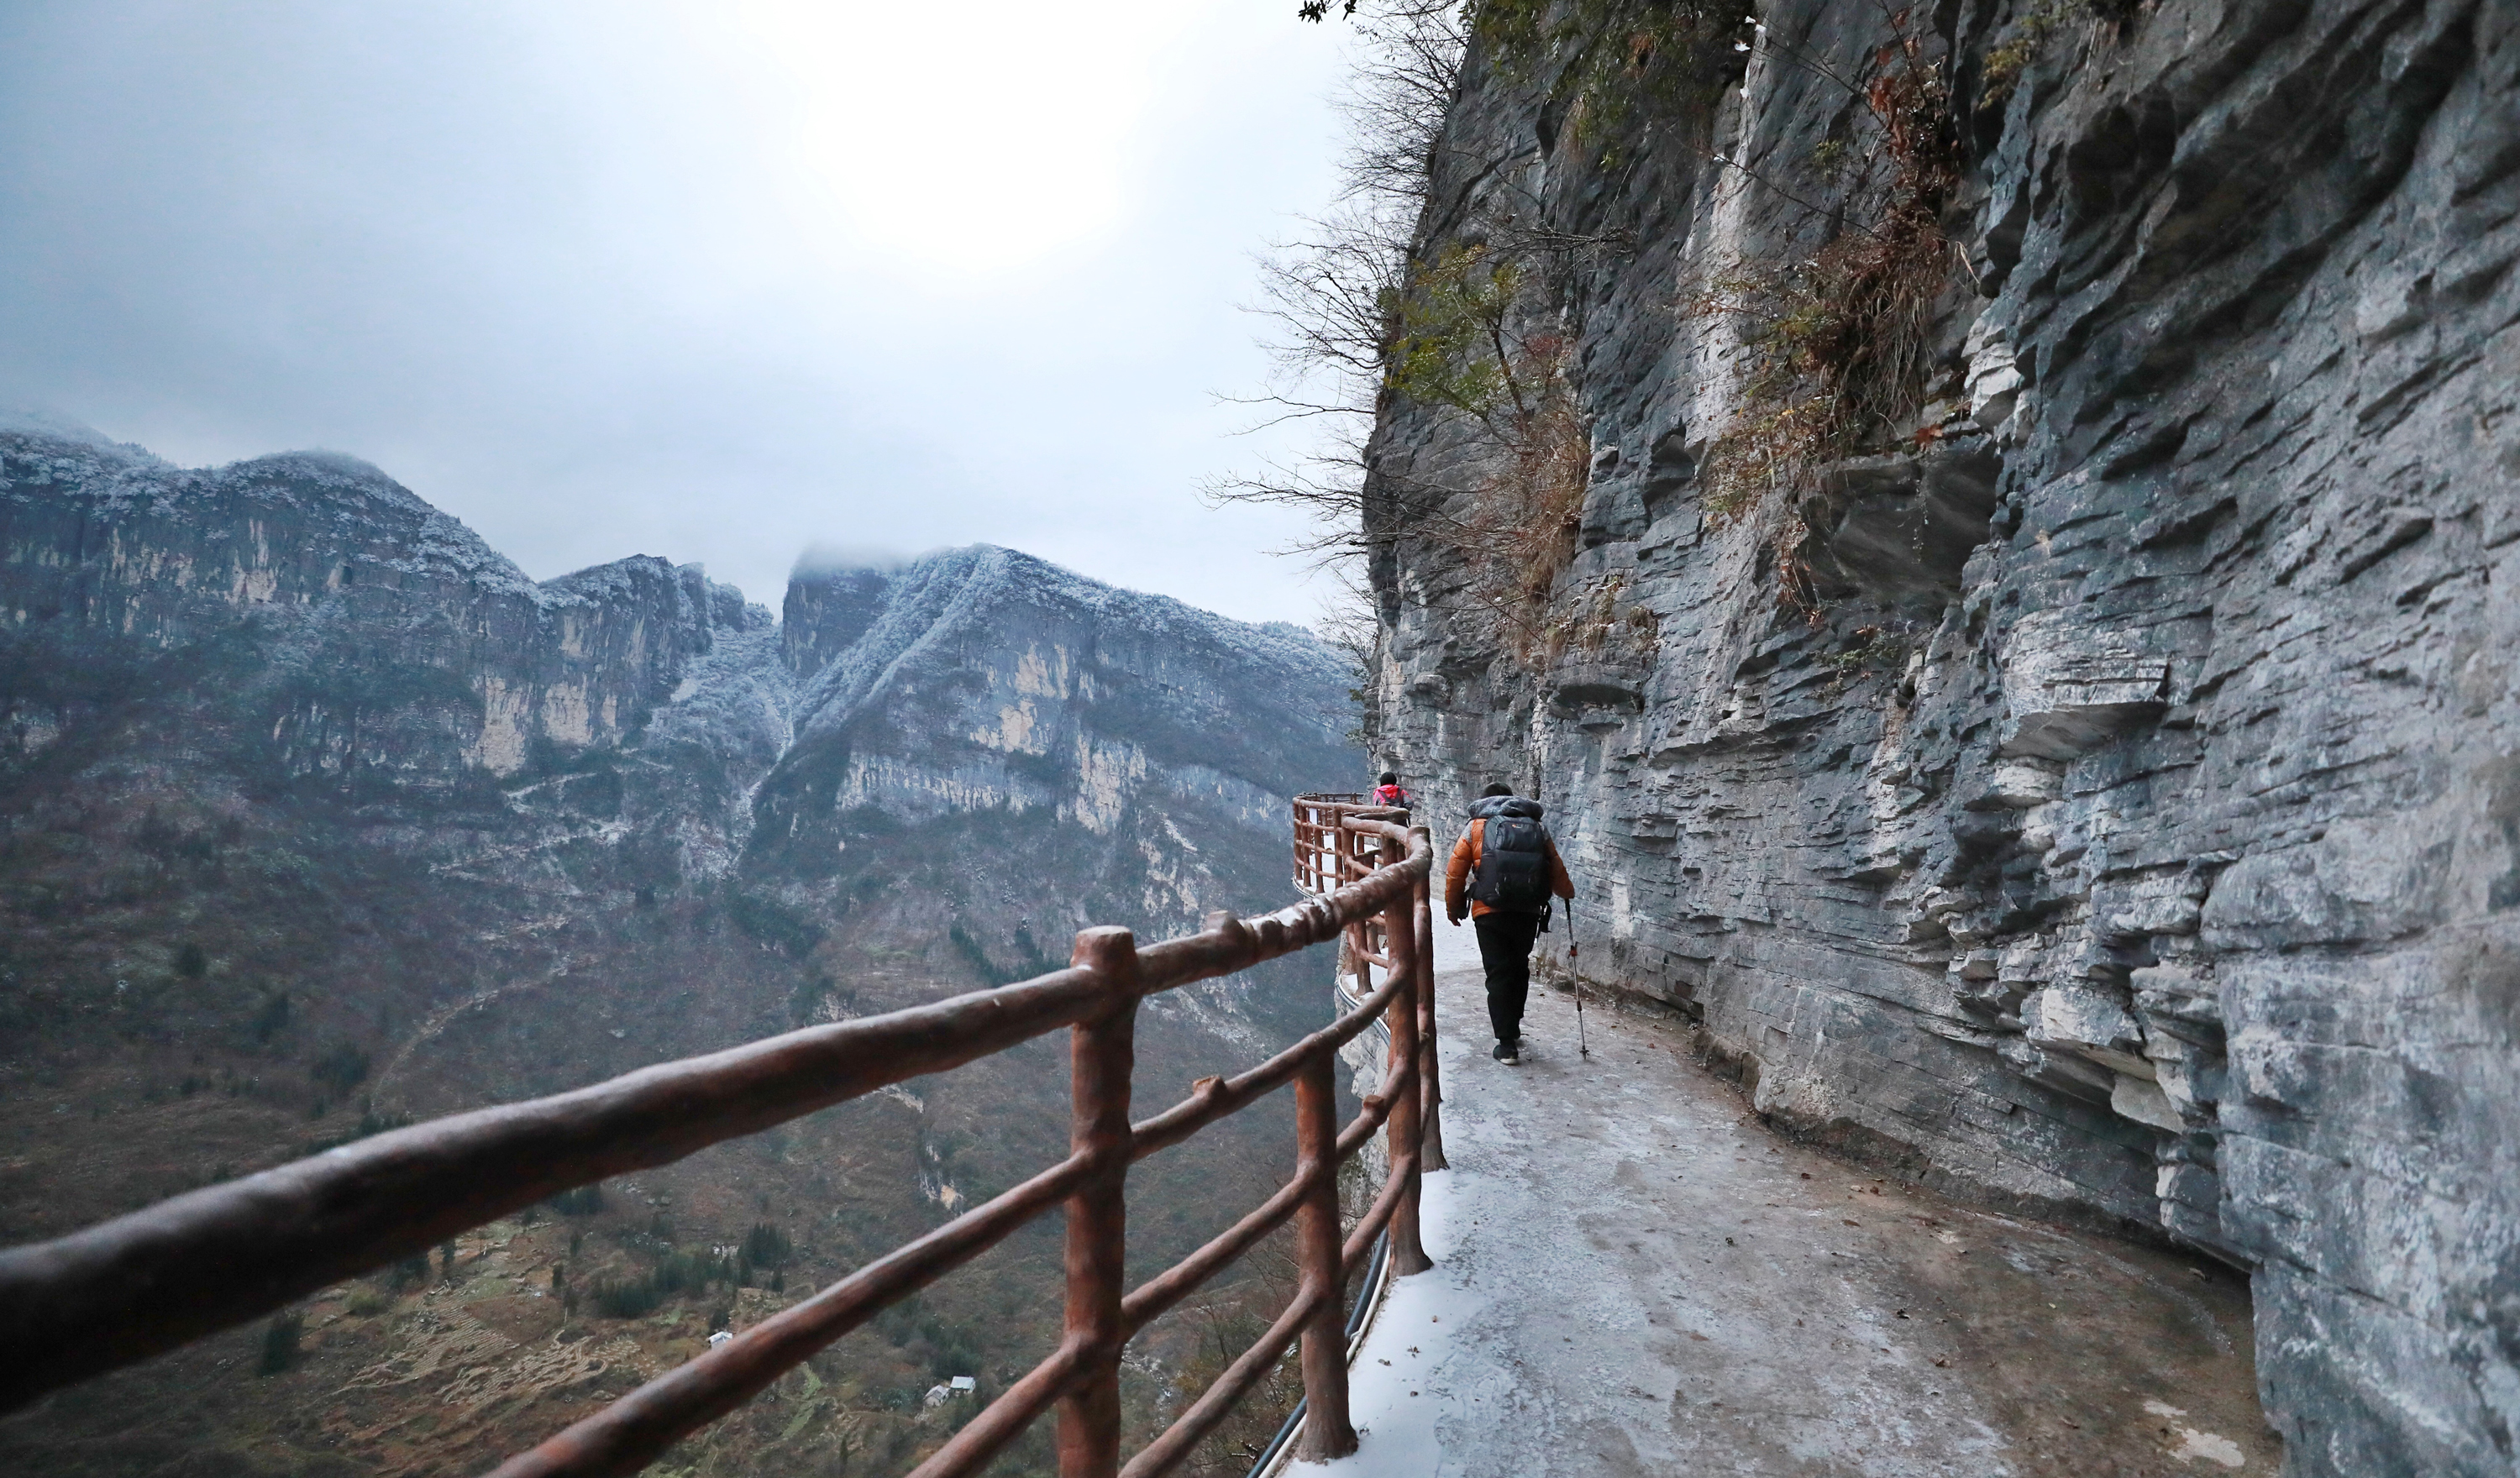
[1492,1039,1520,1065]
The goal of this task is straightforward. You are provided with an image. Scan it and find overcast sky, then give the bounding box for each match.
[0,2,1365,625]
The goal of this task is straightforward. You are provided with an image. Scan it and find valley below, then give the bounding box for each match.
[0,422,1363,1478]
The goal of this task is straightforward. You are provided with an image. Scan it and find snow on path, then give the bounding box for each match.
[1298,920,2278,1477]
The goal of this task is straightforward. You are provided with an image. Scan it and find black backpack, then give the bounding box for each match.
[1467,805,1553,915]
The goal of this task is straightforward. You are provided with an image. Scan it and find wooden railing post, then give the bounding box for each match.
[1380,836,1433,1276]
[1061,927,1138,1478]
[1410,829,1446,1174]
[4,809,1438,1478]
[1292,1052,1357,1460]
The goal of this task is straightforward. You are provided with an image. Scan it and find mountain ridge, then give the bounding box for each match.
[0,427,1358,1477]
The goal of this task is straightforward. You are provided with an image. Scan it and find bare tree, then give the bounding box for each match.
[1205,2,1471,565]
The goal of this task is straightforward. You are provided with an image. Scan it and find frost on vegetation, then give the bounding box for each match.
[0,406,169,465]
[1221,2,1743,662]
[787,545,1347,748]
[0,427,556,603]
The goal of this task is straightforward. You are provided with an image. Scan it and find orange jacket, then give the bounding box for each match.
[1445,817,1574,920]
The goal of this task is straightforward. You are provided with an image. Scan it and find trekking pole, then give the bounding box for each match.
[1567,897,1588,1059]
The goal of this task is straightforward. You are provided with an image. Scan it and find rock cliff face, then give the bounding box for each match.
[0,429,722,787]
[758,546,1354,960]
[1365,2,2519,1471]
[0,422,1357,1475]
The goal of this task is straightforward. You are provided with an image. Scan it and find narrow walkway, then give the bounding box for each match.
[1308,927,2280,1477]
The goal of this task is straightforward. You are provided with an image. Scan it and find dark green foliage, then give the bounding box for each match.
[838,804,905,838]
[786,975,830,1027]
[546,1183,606,1217]
[256,1310,302,1376]
[309,1041,370,1096]
[267,649,485,733]
[871,1296,984,1381]
[1384,244,1525,417]
[948,923,1002,984]
[948,922,1058,988]
[173,942,208,979]
[1002,747,1069,788]
[390,1255,429,1290]
[727,888,825,957]
[740,1221,792,1268]
[1008,925,1056,978]
[249,990,292,1045]
[587,1248,743,1318]
[1469,0,1742,151]
[590,1276,663,1319]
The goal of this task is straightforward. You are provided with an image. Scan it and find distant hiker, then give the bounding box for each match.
[1444,782,1573,1065]
[1370,771,1410,809]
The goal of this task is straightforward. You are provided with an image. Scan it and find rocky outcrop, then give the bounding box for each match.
[762,547,1349,888]
[1366,1,2519,1470]
[0,423,730,789]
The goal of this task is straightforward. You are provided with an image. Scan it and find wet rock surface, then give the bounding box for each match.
[1366,0,2520,1469]
[1322,948,2276,1477]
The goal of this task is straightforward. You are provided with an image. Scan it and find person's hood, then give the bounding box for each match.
[1469,795,1544,821]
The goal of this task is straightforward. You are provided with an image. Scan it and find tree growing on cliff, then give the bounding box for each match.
[1688,7,1964,553]
[1205,0,1465,568]
[1224,1,1714,660]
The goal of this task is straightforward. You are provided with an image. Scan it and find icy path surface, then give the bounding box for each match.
[1303,923,2279,1477]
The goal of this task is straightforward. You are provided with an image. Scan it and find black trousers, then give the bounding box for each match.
[1473,909,1545,1044]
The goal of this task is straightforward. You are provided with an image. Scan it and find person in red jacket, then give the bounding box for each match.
[1369,770,1410,809]
[1444,782,1574,1064]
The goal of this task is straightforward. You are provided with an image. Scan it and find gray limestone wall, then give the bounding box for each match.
[0,428,729,784]
[1365,0,2520,1470]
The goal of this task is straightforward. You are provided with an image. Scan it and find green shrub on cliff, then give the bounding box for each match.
[255,1310,302,1376]
[1469,0,1741,150]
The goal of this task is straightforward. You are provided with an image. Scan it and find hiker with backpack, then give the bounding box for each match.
[1444,782,1574,1065]
[1369,771,1410,809]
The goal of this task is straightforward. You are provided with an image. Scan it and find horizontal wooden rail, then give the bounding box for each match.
[1120,1284,1329,1478]
[876,817,1430,1478]
[0,805,1439,1478]
[1128,968,1407,1160]
[491,1150,1100,1478]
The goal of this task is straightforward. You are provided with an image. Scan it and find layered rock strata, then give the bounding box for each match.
[1365,2,2520,1470]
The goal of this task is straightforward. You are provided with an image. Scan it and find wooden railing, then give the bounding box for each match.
[1295,794,1446,1176]
[1292,794,1402,897]
[0,809,1439,1478]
